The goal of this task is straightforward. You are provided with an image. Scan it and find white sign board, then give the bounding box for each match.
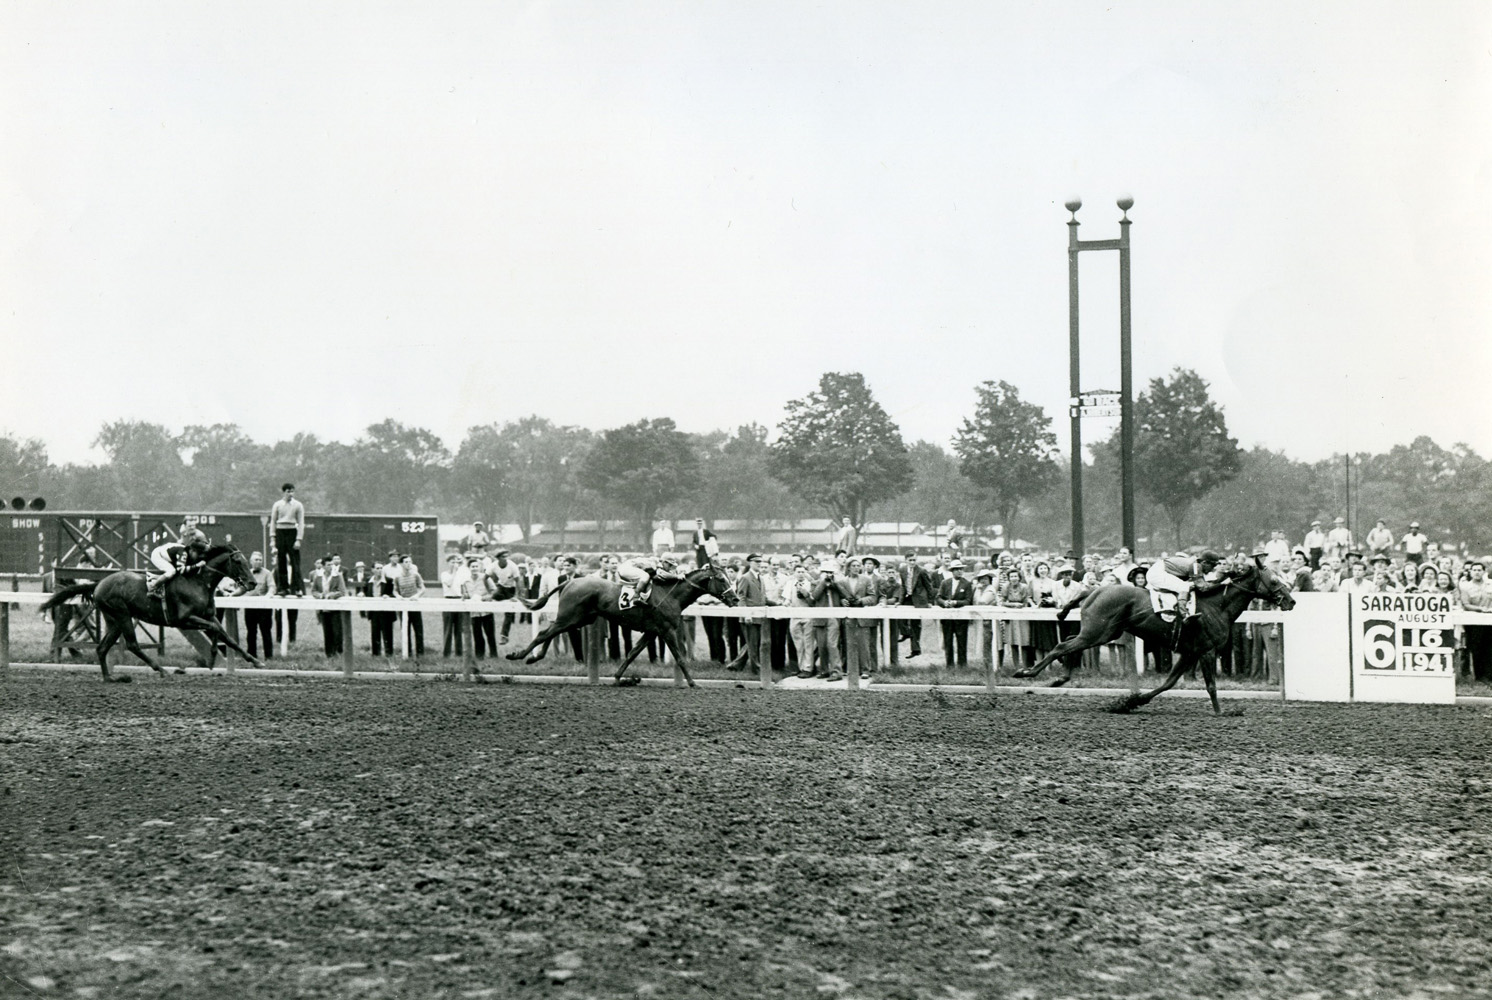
[1350,592,1456,703]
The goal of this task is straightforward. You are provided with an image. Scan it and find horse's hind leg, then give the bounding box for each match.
[1016,627,1111,680]
[95,618,128,682]
[613,639,650,682]
[121,624,162,674]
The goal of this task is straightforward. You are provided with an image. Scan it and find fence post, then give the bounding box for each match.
[462,612,476,682]
[585,619,602,685]
[342,610,355,678]
[846,614,860,691]
[1,601,9,681]
[758,609,772,690]
[985,611,997,694]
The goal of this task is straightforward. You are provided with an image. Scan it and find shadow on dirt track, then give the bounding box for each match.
[3,674,1491,999]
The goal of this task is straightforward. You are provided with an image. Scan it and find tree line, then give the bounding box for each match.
[3,368,1489,552]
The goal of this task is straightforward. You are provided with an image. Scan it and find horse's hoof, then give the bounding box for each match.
[174,667,187,675]
[1107,696,1141,714]
[504,652,523,661]
[1011,670,1034,679]
[615,676,641,687]
[1048,676,1069,688]
[107,675,132,684]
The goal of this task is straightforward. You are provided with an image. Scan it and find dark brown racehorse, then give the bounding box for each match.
[505,565,739,687]
[1012,555,1296,714]
[39,545,261,682]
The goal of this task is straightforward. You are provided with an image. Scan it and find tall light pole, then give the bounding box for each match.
[1065,197,1137,556]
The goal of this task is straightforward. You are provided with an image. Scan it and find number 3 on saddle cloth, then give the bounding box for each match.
[618,585,641,611]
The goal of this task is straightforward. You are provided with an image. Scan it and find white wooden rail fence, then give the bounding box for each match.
[0,590,1298,694]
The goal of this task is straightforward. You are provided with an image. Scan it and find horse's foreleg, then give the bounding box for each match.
[1198,654,1221,715]
[1112,653,1195,713]
[662,628,696,688]
[178,615,261,669]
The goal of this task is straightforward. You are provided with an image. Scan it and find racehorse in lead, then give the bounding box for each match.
[1013,554,1296,714]
[505,563,739,687]
[40,545,261,682]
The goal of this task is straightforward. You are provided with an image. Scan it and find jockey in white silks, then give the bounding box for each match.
[1146,550,1226,632]
[147,525,210,597]
[616,552,682,603]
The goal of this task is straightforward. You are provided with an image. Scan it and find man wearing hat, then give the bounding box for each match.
[935,560,974,666]
[1303,520,1327,570]
[1400,521,1430,566]
[1326,517,1353,562]
[842,556,881,680]
[1051,562,1087,673]
[1264,530,1291,566]
[467,521,491,554]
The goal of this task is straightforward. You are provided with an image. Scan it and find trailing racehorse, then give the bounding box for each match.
[1012,555,1296,714]
[39,545,262,682]
[505,564,739,687]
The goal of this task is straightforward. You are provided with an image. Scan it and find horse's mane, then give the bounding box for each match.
[201,544,238,560]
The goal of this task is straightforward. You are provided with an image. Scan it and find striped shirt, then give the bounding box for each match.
[394,569,425,599]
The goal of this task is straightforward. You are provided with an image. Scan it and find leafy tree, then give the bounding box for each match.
[327,420,450,514]
[867,441,990,536]
[953,380,1060,545]
[0,432,51,504]
[691,424,807,524]
[94,420,187,509]
[580,418,697,547]
[1188,447,1329,550]
[1132,368,1242,547]
[179,423,267,510]
[768,372,914,527]
[450,417,592,540]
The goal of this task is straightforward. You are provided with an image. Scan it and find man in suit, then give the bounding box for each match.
[844,556,880,680]
[727,553,768,673]
[899,554,934,658]
[936,559,975,667]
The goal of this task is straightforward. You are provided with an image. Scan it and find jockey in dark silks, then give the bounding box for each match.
[146,526,210,616]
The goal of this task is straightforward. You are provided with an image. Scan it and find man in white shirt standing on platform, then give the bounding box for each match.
[1365,519,1394,560]
[651,519,675,557]
[269,483,306,595]
[1325,517,1353,563]
[1303,519,1327,570]
[1400,521,1430,566]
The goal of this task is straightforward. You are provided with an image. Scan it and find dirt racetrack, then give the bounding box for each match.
[3,675,1491,1000]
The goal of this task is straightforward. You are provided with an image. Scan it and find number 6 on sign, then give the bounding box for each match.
[1362,622,1396,670]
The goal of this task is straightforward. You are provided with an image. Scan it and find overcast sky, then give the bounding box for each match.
[3,1,1489,469]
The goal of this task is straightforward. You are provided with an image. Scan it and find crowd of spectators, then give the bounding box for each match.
[216,502,1492,685]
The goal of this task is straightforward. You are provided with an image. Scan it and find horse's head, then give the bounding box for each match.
[205,545,257,591]
[691,562,740,606]
[1230,555,1296,612]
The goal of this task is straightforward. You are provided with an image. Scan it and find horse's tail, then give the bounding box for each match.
[520,583,566,611]
[40,582,98,612]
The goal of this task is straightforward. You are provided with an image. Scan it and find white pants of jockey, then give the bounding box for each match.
[150,546,179,586]
[617,564,651,590]
[1146,562,1192,617]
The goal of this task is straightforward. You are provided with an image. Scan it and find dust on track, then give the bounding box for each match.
[3,674,1491,999]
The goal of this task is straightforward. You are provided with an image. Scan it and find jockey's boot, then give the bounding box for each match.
[636,580,652,604]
